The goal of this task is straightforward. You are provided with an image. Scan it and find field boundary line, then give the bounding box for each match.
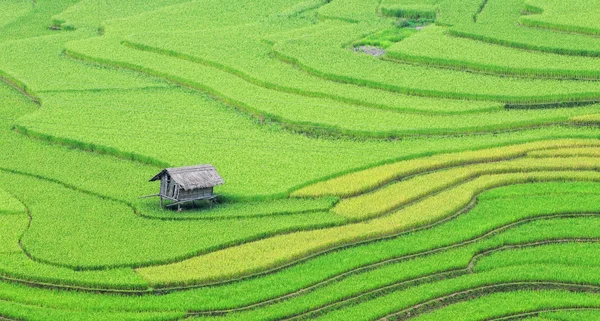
[188,223,600,317]
[0,168,346,273]
[2,157,600,289]
[120,40,487,116]
[489,307,600,320]
[271,46,600,104]
[337,159,600,221]
[288,240,600,321]
[0,73,40,105]
[13,126,169,168]
[473,0,489,22]
[63,44,600,139]
[143,173,600,287]
[381,282,600,321]
[289,140,600,198]
[1,206,596,298]
[447,27,600,57]
[382,52,600,82]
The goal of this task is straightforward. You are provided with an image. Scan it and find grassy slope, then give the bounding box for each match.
[0,184,598,318]
[449,0,600,57]
[386,25,600,80]
[521,0,600,36]
[2,0,600,320]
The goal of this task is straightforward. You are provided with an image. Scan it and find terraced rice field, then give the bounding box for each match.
[2,0,600,320]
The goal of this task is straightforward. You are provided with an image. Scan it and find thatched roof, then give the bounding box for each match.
[150,165,224,190]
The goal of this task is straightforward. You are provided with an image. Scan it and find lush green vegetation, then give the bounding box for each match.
[386,26,600,80]
[400,291,600,321]
[448,0,600,57]
[520,0,600,36]
[3,0,600,319]
[1,183,600,319]
[293,139,600,197]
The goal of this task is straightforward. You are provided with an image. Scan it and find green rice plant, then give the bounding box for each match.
[122,32,523,135]
[528,147,600,158]
[2,67,599,204]
[332,156,600,220]
[196,212,600,320]
[520,0,600,36]
[380,5,438,20]
[1,262,597,321]
[0,170,344,275]
[136,170,600,285]
[28,53,600,140]
[4,1,600,318]
[0,184,596,316]
[20,85,487,199]
[195,262,600,321]
[449,24,600,57]
[13,124,170,168]
[0,186,595,316]
[386,25,600,80]
[272,21,600,104]
[48,211,600,315]
[306,266,600,321]
[317,0,383,23]
[436,0,488,25]
[403,290,600,321]
[0,31,168,93]
[569,113,600,125]
[136,197,338,220]
[0,215,27,254]
[479,181,600,199]
[276,0,330,17]
[120,20,505,117]
[49,0,191,30]
[49,18,75,31]
[19,74,600,199]
[0,298,185,321]
[448,0,600,57]
[7,62,596,290]
[0,0,33,30]
[189,239,600,321]
[0,81,162,203]
[0,0,79,42]
[286,205,597,319]
[352,27,416,48]
[539,310,600,321]
[0,188,25,214]
[474,243,600,272]
[122,33,504,116]
[102,4,600,114]
[382,0,441,7]
[522,2,544,15]
[116,30,600,135]
[137,192,600,310]
[100,0,308,35]
[380,0,477,27]
[293,139,600,197]
[0,252,149,290]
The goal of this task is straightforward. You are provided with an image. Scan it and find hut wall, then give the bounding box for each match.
[166,179,178,198]
[178,187,214,201]
[160,174,168,196]
[159,174,179,199]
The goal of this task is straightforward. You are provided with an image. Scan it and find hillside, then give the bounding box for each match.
[2,0,600,320]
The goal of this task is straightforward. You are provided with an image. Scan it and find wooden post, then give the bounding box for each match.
[177,203,182,212]
[160,196,163,208]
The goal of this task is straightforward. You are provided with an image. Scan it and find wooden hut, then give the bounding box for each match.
[148,164,224,210]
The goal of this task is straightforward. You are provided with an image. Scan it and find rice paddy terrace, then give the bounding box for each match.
[3,0,600,320]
